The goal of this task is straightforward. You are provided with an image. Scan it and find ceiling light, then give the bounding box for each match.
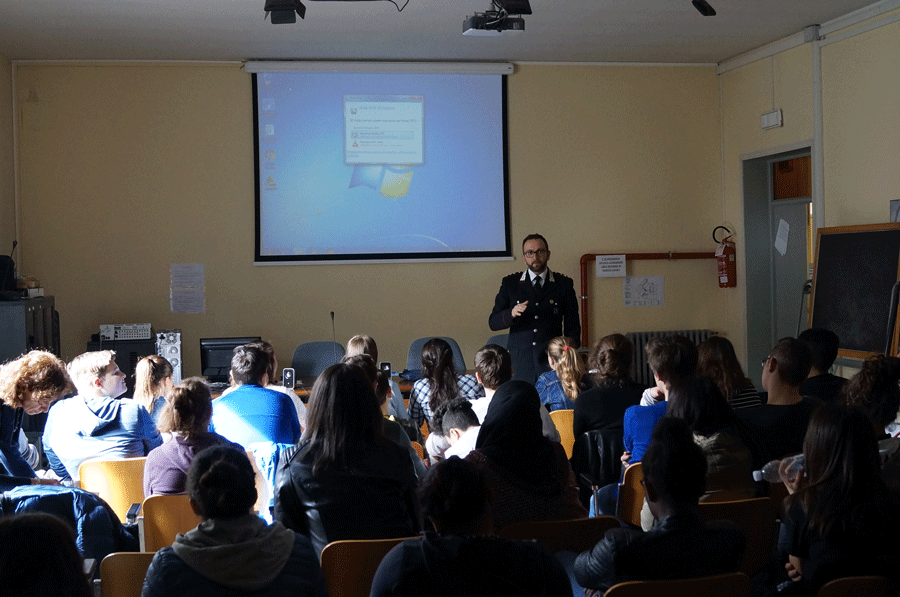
[265,0,306,23]
[692,0,716,16]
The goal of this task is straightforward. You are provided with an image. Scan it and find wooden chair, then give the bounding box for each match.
[320,536,418,597]
[604,572,750,597]
[697,497,778,578]
[99,552,156,597]
[410,441,425,461]
[140,494,202,552]
[549,409,575,458]
[817,576,890,597]
[78,457,147,522]
[499,515,619,554]
[615,462,644,527]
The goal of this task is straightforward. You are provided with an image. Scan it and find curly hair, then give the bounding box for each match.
[0,351,72,409]
[844,354,900,428]
[588,333,633,385]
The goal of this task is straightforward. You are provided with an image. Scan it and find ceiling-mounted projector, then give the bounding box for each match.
[463,0,531,35]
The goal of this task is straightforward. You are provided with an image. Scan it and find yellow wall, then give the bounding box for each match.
[821,18,900,227]
[0,53,13,254]
[13,62,725,375]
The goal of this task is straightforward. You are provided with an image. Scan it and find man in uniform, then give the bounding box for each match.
[489,234,580,383]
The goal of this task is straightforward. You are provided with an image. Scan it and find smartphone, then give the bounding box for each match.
[379,361,391,376]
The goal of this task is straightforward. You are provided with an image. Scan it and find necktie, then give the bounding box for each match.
[534,276,542,291]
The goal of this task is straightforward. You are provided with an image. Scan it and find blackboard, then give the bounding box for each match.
[811,223,900,358]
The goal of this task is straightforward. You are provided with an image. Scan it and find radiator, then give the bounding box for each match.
[625,329,715,387]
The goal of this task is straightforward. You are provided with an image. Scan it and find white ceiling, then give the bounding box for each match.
[0,0,879,64]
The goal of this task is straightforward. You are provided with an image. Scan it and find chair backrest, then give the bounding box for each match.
[499,515,619,554]
[406,337,466,373]
[548,409,575,459]
[291,341,345,377]
[410,441,425,461]
[99,552,156,597]
[616,462,644,527]
[140,494,202,552]
[817,576,890,597]
[571,426,625,490]
[697,497,778,578]
[485,334,509,350]
[604,572,750,597]
[320,536,417,597]
[78,457,147,522]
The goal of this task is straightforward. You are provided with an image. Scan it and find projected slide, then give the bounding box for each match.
[253,70,510,263]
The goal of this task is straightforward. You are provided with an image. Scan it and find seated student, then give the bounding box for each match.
[465,380,586,530]
[370,456,572,597]
[779,404,900,596]
[274,363,420,557]
[143,446,326,597]
[409,338,484,431]
[343,354,425,478]
[132,355,174,426]
[210,344,301,448]
[574,417,746,595]
[219,340,307,432]
[0,512,93,597]
[842,354,900,491]
[469,344,560,442]
[798,328,848,404]
[346,334,409,423]
[427,398,480,461]
[697,336,762,410]
[574,333,644,438]
[535,336,588,412]
[0,351,72,479]
[144,377,241,496]
[43,350,162,482]
[738,338,820,463]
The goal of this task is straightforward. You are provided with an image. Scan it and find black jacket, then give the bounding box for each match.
[273,438,420,557]
[489,270,580,383]
[574,512,745,593]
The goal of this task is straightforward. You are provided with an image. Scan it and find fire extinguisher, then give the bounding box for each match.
[714,226,737,288]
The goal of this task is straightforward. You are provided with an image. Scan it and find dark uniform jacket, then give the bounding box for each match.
[489,269,580,383]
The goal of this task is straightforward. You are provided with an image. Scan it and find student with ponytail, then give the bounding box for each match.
[535,336,588,412]
[133,355,174,425]
[143,378,240,496]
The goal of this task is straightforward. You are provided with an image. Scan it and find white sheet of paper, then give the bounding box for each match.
[774,219,790,256]
[170,263,205,288]
[170,287,205,314]
[596,254,626,278]
[623,276,664,307]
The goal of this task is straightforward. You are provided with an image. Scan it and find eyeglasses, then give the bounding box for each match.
[524,249,548,258]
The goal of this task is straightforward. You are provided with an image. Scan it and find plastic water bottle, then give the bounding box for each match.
[752,454,805,483]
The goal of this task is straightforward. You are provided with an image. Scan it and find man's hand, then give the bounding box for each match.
[511,301,528,318]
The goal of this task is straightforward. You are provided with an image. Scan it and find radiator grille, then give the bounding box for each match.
[625,329,715,387]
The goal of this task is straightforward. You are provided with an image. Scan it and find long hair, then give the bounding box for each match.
[667,377,738,438]
[844,354,900,429]
[588,333,633,386]
[697,336,754,402]
[421,338,460,413]
[789,403,894,541]
[133,355,173,415]
[547,336,584,401]
[0,350,72,409]
[303,363,385,475]
[157,377,213,437]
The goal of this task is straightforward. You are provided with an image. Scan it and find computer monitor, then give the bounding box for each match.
[200,336,261,383]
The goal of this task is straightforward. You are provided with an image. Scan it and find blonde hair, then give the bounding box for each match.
[346,335,377,362]
[0,351,72,409]
[547,336,585,401]
[133,355,173,415]
[67,350,116,390]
